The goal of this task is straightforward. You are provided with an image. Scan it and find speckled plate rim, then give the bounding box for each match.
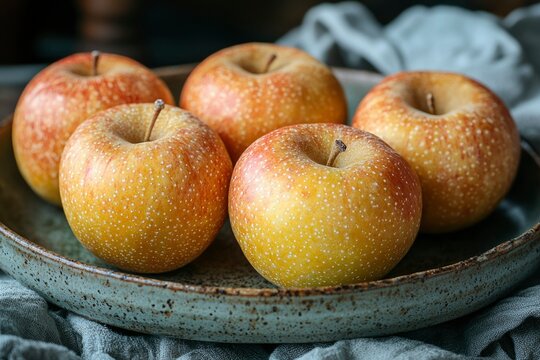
[2,111,540,298]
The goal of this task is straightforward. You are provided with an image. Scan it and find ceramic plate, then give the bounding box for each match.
[0,66,539,343]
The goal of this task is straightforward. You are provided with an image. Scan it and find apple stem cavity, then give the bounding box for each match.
[91,50,100,76]
[144,99,166,142]
[426,92,436,114]
[326,139,347,167]
[263,54,277,73]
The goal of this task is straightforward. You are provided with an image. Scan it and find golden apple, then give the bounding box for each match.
[353,71,520,233]
[59,101,232,273]
[229,123,422,287]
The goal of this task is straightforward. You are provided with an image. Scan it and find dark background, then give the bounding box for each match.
[1,0,538,67]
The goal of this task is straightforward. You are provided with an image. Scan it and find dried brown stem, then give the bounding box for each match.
[426,92,436,114]
[326,139,347,167]
[263,54,277,73]
[144,99,165,142]
[91,50,100,76]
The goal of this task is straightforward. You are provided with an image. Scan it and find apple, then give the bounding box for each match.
[228,123,422,287]
[59,100,232,273]
[13,51,174,205]
[352,71,521,233]
[180,42,348,162]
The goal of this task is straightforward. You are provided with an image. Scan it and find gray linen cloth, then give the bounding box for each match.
[2,3,540,359]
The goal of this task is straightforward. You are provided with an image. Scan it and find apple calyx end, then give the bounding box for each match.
[143,99,166,142]
[91,50,101,76]
[326,139,347,167]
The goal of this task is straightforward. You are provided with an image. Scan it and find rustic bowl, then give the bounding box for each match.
[0,66,539,343]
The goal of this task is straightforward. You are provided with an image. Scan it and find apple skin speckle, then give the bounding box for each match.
[59,104,232,274]
[228,123,422,288]
[353,71,521,233]
[12,52,175,205]
[180,42,348,162]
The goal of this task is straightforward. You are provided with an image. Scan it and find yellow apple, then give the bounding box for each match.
[59,101,232,273]
[353,71,521,233]
[229,123,422,287]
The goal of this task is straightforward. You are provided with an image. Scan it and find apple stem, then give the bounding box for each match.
[144,99,165,142]
[326,139,347,167]
[426,92,436,114]
[263,54,277,73]
[91,50,100,76]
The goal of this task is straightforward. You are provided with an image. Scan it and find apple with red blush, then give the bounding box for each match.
[13,51,174,205]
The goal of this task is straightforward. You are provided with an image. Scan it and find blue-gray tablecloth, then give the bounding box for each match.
[2,3,540,359]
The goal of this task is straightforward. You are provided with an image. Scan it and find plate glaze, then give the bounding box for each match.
[0,67,539,343]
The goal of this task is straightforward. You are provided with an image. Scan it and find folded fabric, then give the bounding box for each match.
[3,2,540,359]
[280,2,540,123]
